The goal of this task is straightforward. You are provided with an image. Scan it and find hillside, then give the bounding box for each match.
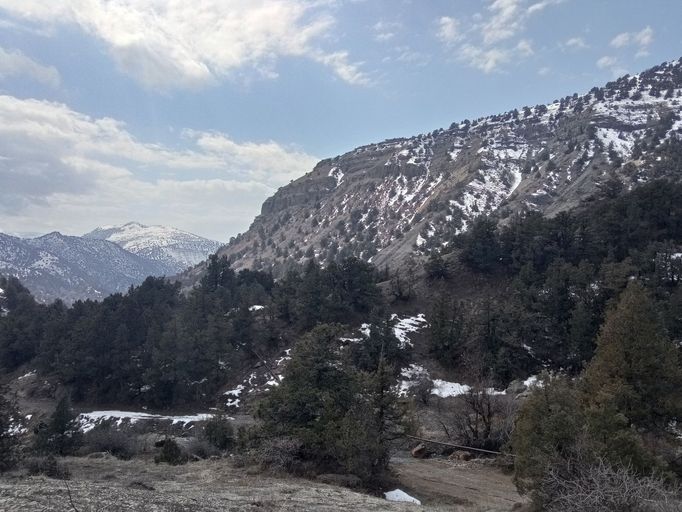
[84,222,222,275]
[195,59,681,279]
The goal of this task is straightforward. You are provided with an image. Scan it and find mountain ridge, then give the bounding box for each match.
[184,58,682,281]
[0,231,167,303]
[0,223,222,302]
[84,221,222,275]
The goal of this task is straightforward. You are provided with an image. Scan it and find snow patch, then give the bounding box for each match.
[391,314,428,348]
[78,411,225,433]
[329,167,344,187]
[385,489,421,505]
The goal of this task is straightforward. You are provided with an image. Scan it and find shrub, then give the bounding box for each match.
[250,437,303,473]
[539,458,682,512]
[0,389,23,471]
[82,424,136,460]
[25,455,70,480]
[185,438,219,460]
[202,414,234,451]
[154,438,187,465]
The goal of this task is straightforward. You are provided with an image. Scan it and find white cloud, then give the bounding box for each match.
[438,0,562,73]
[537,66,550,76]
[482,0,525,45]
[596,56,617,69]
[596,55,626,77]
[437,16,462,44]
[373,21,400,42]
[564,37,588,50]
[610,32,631,48]
[0,0,370,89]
[0,95,318,240]
[516,39,534,56]
[312,50,373,86]
[459,45,511,73]
[610,26,654,58]
[0,46,60,86]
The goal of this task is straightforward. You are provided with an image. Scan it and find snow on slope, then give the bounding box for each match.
[85,222,222,274]
[0,231,168,303]
[206,58,682,276]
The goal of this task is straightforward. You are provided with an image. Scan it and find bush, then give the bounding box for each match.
[0,389,23,471]
[154,438,187,465]
[82,424,136,460]
[539,458,682,512]
[250,437,303,473]
[202,414,234,451]
[451,385,517,452]
[185,438,219,460]
[25,455,70,480]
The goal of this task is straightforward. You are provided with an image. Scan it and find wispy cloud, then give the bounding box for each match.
[0,0,371,89]
[436,0,563,73]
[436,16,462,45]
[373,20,401,42]
[0,46,60,87]
[564,36,588,50]
[610,26,654,57]
[596,55,626,77]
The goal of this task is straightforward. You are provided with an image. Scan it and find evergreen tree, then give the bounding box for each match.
[34,395,82,456]
[512,376,585,500]
[581,282,682,471]
[460,216,501,272]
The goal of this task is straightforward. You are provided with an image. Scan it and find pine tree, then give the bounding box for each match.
[582,282,682,471]
[460,216,501,272]
[512,376,585,498]
[34,395,82,456]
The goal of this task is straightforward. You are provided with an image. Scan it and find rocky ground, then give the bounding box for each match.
[0,454,526,512]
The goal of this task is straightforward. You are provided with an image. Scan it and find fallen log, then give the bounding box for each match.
[405,435,514,457]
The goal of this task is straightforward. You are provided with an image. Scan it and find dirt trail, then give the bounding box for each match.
[392,456,527,511]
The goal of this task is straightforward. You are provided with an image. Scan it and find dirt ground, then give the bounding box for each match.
[0,454,526,512]
[392,455,527,510]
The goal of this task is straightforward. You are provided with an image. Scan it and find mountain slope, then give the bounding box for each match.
[198,58,681,277]
[84,222,222,274]
[0,232,168,303]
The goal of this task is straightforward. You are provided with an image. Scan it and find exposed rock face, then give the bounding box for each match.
[198,59,681,278]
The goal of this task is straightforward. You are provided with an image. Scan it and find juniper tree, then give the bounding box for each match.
[581,282,682,472]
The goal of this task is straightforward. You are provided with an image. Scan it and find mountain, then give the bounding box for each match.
[0,232,168,303]
[84,222,222,275]
[194,58,681,278]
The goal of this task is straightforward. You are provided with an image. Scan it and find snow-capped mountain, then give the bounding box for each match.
[0,232,168,303]
[84,222,222,275]
[192,58,682,277]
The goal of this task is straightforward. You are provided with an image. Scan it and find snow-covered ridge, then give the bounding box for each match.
[84,221,222,274]
[208,58,682,275]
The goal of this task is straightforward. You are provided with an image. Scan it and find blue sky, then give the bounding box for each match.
[0,0,680,241]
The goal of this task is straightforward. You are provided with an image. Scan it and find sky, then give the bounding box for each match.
[0,0,680,241]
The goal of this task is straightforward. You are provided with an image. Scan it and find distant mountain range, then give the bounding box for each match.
[84,222,222,275]
[0,223,221,303]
